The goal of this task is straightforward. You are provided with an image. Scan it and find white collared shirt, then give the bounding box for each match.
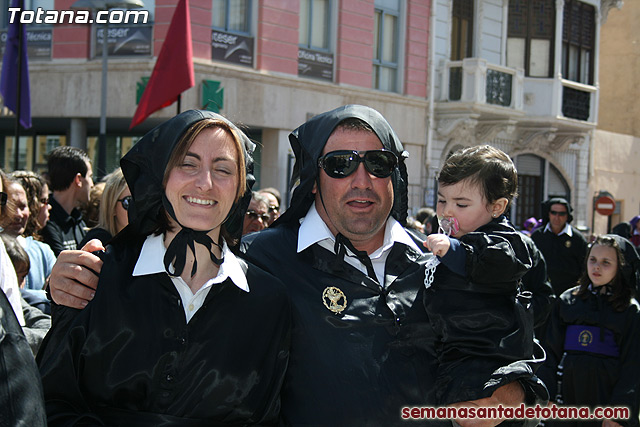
[544,222,573,237]
[297,203,421,286]
[133,234,249,323]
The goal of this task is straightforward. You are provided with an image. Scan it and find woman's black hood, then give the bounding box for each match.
[605,234,640,294]
[118,109,255,251]
[275,105,409,227]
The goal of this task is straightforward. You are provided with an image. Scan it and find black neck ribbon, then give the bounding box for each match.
[161,195,224,278]
[334,233,377,281]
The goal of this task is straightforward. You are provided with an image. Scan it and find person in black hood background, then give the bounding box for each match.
[37,110,291,426]
[532,197,588,296]
[538,234,640,427]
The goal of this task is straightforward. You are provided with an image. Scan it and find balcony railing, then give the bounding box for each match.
[441,58,523,110]
[520,77,597,124]
[561,80,595,121]
[440,59,598,125]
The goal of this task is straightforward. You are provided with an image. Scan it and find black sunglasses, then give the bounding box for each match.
[118,196,132,211]
[317,149,398,179]
[0,191,6,206]
[246,210,270,222]
[549,210,567,217]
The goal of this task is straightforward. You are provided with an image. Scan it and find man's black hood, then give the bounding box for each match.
[118,109,255,251]
[541,197,574,224]
[275,105,409,227]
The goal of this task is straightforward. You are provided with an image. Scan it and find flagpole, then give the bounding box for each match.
[13,13,23,170]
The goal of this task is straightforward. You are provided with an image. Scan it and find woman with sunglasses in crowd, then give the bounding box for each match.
[79,167,131,247]
[38,110,291,425]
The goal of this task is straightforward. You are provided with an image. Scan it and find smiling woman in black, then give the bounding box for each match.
[37,110,291,426]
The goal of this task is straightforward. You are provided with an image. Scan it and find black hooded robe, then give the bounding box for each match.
[538,287,640,427]
[425,216,537,405]
[0,288,47,427]
[243,105,546,425]
[531,198,588,297]
[243,221,444,426]
[37,110,292,426]
[37,236,291,426]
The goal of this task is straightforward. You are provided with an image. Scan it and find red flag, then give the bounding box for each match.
[130,0,194,129]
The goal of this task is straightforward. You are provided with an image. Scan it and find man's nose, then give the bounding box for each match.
[350,161,373,188]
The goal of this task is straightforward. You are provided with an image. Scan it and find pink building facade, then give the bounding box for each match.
[0,0,433,212]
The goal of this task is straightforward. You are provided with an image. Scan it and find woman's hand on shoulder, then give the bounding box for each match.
[48,240,104,309]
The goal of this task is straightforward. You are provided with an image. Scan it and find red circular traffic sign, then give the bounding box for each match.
[595,195,616,216]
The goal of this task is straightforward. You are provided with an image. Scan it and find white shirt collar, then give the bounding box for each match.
[297,203,421,255]
[133,233,249,292]
[544,222,573,237]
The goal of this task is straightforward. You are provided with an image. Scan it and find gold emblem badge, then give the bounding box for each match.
[578,330,593,347]
[322,286,347,314]
[565,240,572,248]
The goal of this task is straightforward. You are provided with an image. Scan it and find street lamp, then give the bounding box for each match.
[71,0,145,180]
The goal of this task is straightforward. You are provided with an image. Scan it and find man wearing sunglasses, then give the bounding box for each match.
[47,105,544,425]
[532,197,588,296]
[241,105,544,425]
[242,192,271,235]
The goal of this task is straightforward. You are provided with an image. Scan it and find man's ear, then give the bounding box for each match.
[312,181,317,194]
[74,173,83,187]
[491,197,509,217]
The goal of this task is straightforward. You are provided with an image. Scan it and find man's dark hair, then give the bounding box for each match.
[47,146,91,191]
[333,117,375,133]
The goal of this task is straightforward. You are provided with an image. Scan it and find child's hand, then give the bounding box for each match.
[425,234,451,257]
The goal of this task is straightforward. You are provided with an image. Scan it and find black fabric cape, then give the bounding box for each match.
[531,226,588,296]
[0,288,47,427]
[519,233,555,336]
[425,216,538,404]
[242,223,446,426]
[538,287,640,427]
[37,236,292,426]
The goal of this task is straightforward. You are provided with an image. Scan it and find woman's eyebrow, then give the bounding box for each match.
[185,151,235,163]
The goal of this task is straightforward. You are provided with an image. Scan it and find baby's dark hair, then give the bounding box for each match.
[438,145,518,206]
